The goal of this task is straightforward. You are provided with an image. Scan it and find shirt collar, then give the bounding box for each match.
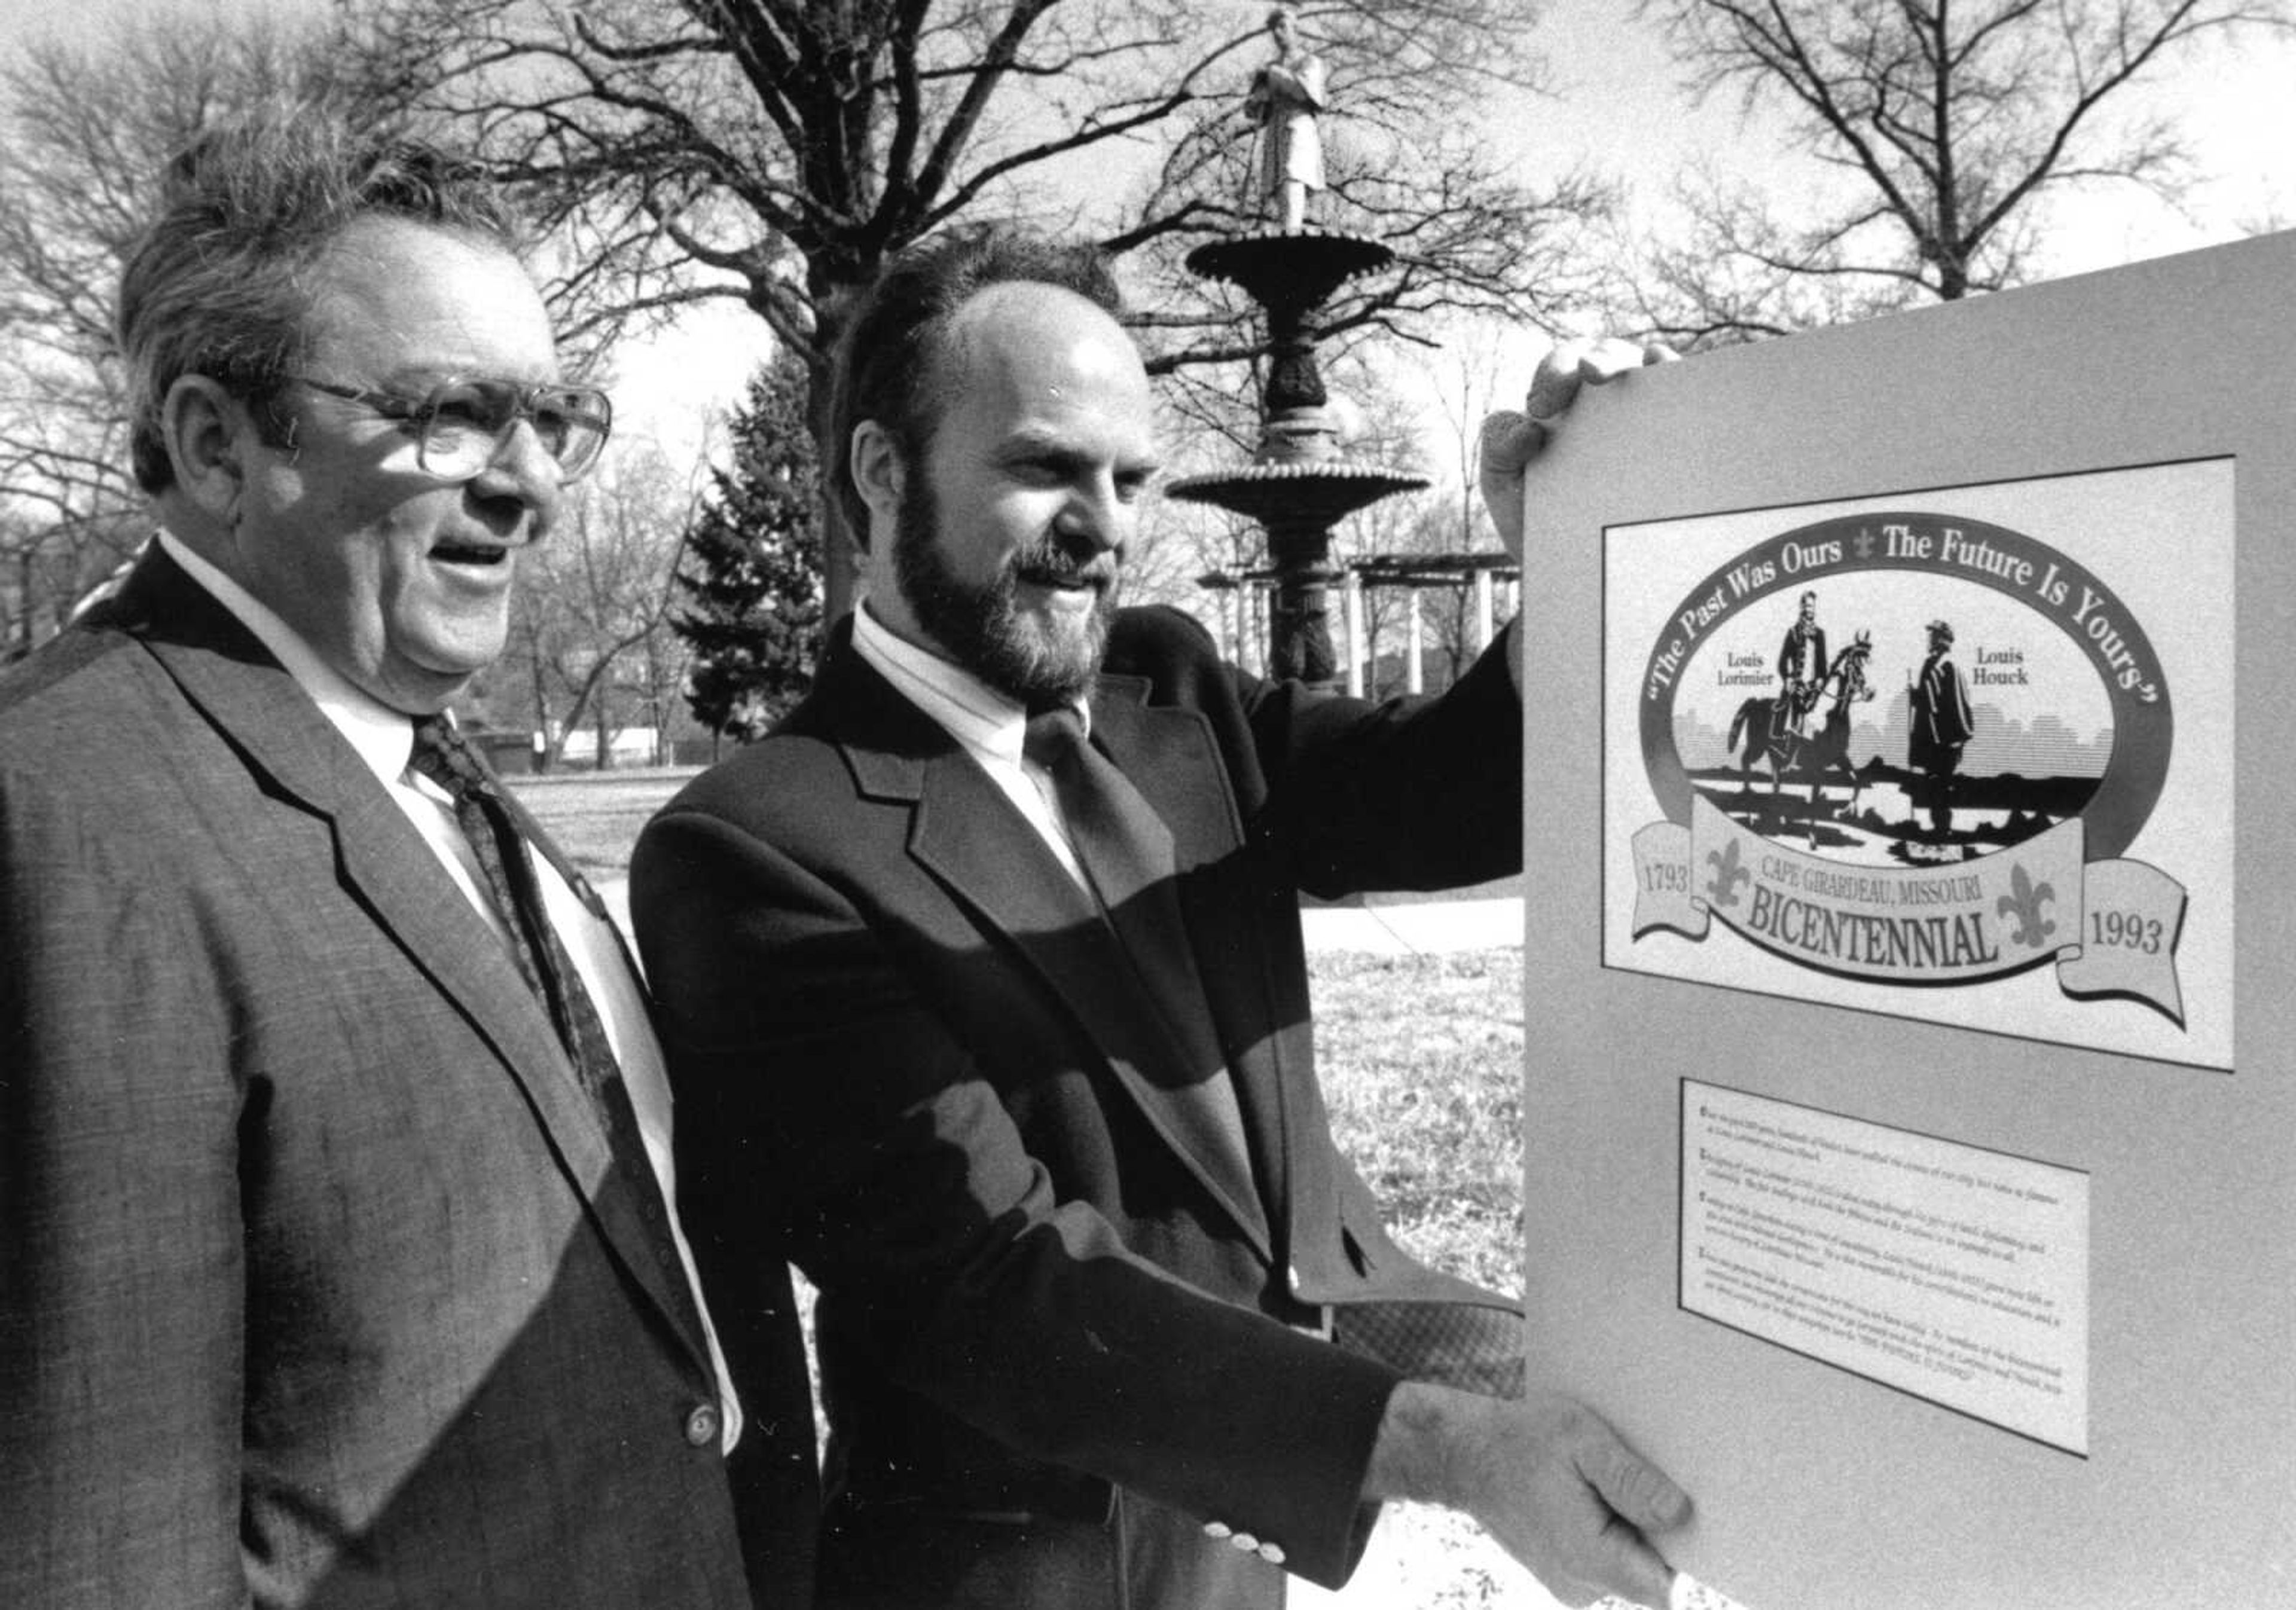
[850,594,1091,762]
[155,529,422,788]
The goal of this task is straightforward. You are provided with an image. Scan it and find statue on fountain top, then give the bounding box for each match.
[1244,5,1326,231]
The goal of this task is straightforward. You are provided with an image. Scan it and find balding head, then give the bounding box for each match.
[829,228,1126,549]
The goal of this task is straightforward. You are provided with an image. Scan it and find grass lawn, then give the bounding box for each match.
[1311,949,1525,1299]
[1305,949,1561,1610]
[512,768,1570,1609]
[506,766,697,881]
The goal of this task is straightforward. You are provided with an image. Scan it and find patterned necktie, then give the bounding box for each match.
[1022,706,1259,1210]
[407,714,703,1343]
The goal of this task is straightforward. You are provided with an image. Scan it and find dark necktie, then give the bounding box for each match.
[407,715,704,1344]
[1022,706,1259,1208]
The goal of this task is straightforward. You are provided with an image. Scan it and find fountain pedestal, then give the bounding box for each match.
[1167,230,1426,686]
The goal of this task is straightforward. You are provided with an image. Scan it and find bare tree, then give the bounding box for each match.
[1346,396,1512,695]
[355,0,1613,618]
[483,440,701,769]
[1419,329,1512,554]
[1626,0,2294,343]
[0,13,378,656]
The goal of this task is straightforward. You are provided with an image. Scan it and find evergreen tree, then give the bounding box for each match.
[673,353,824,741]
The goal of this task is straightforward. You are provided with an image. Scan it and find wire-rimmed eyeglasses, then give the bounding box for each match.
[291,374,613,482]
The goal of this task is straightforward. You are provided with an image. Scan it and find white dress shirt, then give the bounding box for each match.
[853,596,1323,1342]
[155,531,742,1449]
[851,597,1092,889]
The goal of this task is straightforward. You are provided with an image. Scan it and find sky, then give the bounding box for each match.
[1532,0,2293,270]
[5,0,2291,469]
[1435,1,2296,436]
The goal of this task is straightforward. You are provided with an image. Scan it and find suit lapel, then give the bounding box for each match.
[1088,677,1298,1241]
[462,781,713,1355]
[120,550,710,1368]
[823,643,1274,1257]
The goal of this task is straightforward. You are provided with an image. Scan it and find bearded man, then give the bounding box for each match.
[631,227,1688,1610]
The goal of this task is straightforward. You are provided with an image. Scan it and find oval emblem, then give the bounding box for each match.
[1636,512,2170,863]
[1623,511,2186,1020]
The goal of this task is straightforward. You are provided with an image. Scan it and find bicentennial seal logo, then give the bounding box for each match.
[1626,512,2188,1024]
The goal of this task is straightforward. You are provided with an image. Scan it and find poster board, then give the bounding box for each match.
[1519,232,2296,1609]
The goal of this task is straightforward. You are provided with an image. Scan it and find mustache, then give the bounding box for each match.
[1011,537,1121,590]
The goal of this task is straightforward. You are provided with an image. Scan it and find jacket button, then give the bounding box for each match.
[1257,1541,1287,1565]
[1229,1532,1259,1553]
[683,1403,722,1447]
[1202,1520,1232,1539]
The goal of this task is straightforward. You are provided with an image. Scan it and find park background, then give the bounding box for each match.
[4,0,2291,743]
[3,2,2292,1605]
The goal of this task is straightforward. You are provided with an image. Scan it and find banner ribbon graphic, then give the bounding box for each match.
[1631,798,2185,1024]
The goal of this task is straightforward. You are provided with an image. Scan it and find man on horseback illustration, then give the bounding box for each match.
[1775,590,1828,740]
[1727,629,1877,836]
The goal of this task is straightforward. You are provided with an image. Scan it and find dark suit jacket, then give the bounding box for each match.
[0,548,813,1609]
[1776,622,1828,689]
[1910,651,1976,769]
[633,605,1524,1595]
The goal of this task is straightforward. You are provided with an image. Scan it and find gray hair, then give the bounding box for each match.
[116,102,526,493]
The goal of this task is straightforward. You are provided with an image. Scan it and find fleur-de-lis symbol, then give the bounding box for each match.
[1705,837,1752,909]
[1996,861,2057,949]
[1852,526,1877,561]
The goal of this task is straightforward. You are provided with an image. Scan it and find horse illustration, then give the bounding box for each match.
[1726,634,1876,827]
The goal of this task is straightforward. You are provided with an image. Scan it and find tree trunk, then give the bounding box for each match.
[526,628,552,775]
[808,273,863,630]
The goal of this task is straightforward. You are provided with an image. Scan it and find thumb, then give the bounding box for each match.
[1597,1535,1680,1610]
[1586,1437,1693,1535]
[1478,410,1546,479]
[1476,411,1540,558]
[1581,1442,1689,1610]
[1525,338,1590,421]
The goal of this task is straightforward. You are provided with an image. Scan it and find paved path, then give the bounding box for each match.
[594,879,1521,957]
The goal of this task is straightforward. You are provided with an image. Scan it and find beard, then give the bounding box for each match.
[891,473,1120,708]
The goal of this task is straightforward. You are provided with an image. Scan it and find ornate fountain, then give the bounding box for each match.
[1165,8,1427,686]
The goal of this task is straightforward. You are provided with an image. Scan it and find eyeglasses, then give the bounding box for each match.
[291,374,613,482]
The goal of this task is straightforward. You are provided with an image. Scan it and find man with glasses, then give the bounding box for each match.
[0,108,807,1608]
